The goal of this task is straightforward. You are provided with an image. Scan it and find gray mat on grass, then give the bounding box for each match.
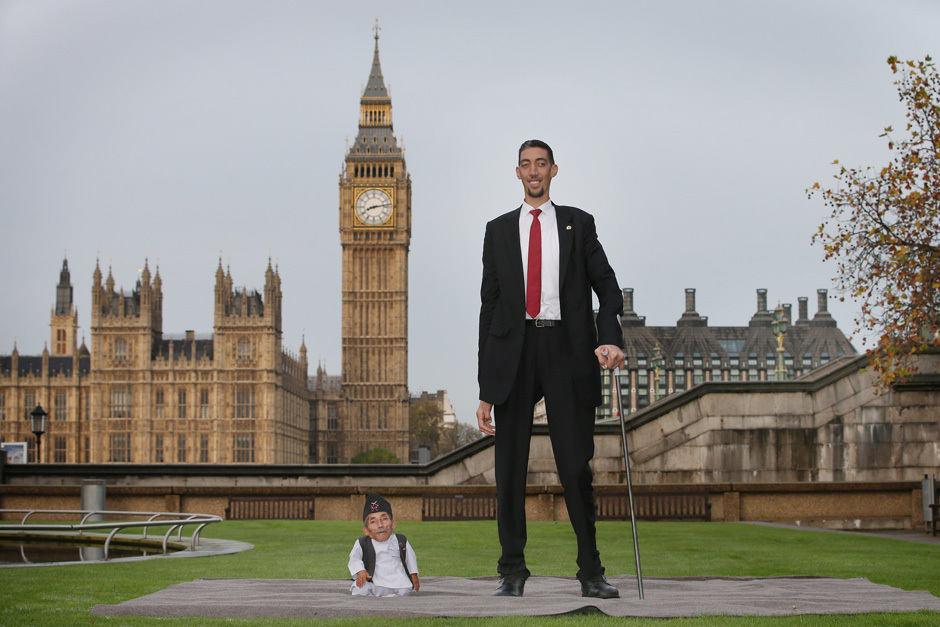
[91,575,940,619]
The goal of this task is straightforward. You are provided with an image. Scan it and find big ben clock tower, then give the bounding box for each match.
[339,23,411,462]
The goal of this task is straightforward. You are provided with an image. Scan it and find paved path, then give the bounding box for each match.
[91,574,940,619]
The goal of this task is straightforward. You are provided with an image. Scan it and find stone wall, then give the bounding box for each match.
[414,355,940,488]
[0,482,925,530]
[624,354,940,484]
[2,354,937,529]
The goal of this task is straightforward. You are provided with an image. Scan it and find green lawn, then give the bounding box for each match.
[0,520,938,626]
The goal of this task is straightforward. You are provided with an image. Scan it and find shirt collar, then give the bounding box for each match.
[522,200,554,218]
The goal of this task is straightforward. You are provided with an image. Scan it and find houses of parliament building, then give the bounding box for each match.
[0,29,412,465]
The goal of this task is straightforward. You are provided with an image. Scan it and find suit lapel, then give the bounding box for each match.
[506,206,525,296]
[555,203,573,288]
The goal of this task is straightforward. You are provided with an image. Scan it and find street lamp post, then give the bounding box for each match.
[771,303,790,381]
[651,344,664,402]
[29,404,48,463]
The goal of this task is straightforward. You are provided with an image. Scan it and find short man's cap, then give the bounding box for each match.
[363,492,392,522]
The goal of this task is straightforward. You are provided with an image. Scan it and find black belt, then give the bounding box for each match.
[526,319,562,327]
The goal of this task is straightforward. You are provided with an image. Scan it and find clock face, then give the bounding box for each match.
[355,188,393,225]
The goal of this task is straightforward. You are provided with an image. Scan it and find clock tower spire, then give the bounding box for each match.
[336,22,412,463]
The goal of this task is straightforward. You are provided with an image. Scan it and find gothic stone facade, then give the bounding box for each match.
[0,258,309,464]
[1,31,419,466]
[0,260,90,463]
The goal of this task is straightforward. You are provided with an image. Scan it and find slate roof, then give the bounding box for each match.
[308,374,342,394]
[0,355,91,377]
[620,289,855,369]
[228,290,264,317]
[152,339,214,362]
[362,35,390,103]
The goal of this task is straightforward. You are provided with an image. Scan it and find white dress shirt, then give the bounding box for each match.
[348,535,418,590]
[519,200,561,320]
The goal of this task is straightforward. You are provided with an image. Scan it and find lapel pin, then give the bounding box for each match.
[566,225,572,230]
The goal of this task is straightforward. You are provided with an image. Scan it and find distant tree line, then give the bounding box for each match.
[351,400,482,464]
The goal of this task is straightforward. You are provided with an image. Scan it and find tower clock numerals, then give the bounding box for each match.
[355,188,393,226]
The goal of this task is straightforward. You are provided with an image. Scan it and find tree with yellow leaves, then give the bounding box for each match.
[810,56,939,390]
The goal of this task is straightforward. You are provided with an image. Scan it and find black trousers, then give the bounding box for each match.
[494,325,603,582]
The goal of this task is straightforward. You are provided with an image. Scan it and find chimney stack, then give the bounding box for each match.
[812,289,836,326]
[620,287,645,326]
[678,288,707,326]
[623,288,635,315]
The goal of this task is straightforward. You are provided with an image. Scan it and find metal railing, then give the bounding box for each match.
[0,509,222,560]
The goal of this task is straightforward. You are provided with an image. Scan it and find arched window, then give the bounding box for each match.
[237,338,251,361]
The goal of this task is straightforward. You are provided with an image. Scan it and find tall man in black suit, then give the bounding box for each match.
[477,139,625,598]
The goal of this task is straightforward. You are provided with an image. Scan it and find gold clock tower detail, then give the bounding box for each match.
[339,24,411,462]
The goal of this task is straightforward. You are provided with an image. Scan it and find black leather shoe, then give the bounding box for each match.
[581,575,620,599]
[493,575,526,597]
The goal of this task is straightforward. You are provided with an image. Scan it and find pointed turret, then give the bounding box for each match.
[265,257,275,284]
[263,258,282,331]
[51,257,79,356]
[316,361,326,392]
[140,259,152,310]
[55,258,73,316]
[141,259,152,286]
[106,266,114,290]
[214,258,227,320]
[349,20,402,162]
[152,264,163,336]
[363,20,390,104]
[92,259,103,311]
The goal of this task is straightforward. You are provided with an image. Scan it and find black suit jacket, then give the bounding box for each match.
[478,203,624,408]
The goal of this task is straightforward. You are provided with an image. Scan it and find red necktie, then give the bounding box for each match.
[526,209,542,319]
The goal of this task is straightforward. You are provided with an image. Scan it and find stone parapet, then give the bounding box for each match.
[0,481,925,530]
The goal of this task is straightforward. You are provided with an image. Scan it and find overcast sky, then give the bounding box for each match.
[1,0,937,426]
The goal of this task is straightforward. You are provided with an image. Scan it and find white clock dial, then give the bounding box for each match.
[355,189,393,225]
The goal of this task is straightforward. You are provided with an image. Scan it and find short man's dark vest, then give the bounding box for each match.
[357,534,411,583]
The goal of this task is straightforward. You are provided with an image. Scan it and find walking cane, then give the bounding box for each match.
[602,348,645,599]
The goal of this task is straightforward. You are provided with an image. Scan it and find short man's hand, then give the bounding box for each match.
[411,573,420,591]
[355,570,368,588]
[477,401,495,435]
[595,345,625,370]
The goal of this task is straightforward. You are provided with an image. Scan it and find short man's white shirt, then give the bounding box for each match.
[348,536,418,590]
[519,200,561,320]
